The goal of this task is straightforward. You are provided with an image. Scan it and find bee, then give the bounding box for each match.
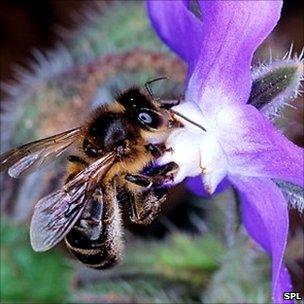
[0,78,184,269]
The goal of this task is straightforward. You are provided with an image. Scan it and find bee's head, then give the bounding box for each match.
[116,87,172,132]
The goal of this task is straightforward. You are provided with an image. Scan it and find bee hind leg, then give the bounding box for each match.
[124,162,179,225]
[126,187,167,225]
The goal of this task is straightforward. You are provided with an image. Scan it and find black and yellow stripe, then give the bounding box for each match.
[64,182,123,269]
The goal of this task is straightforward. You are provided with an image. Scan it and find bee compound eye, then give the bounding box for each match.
[138,112,153,124]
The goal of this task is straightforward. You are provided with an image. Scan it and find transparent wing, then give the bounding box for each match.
[30,152,115,252]
[0,128,82,178]
[30,187,86,252]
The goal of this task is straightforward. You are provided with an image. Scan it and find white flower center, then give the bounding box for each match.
[158,101,228,194]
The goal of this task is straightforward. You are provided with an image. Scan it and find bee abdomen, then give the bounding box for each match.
[65,230,119,269]
[65,182,123,270]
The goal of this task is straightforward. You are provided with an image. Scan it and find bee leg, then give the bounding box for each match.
[125,162,179,188]
[145,143,172,158]
[125,174,153,188]
[124,162,179,225]
[148,161,179,186]
[127,188,167,225]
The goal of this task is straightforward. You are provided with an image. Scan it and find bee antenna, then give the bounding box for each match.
[169,109,207,132]
[145,76,169,99]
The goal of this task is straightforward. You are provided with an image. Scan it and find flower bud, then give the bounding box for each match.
[275,180,304,213]
[249,55,303,119]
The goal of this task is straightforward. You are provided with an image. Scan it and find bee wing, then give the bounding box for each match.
[0,128,82,178]
[30,152,115,252]
[30,187,87,252]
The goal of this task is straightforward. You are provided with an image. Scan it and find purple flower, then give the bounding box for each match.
[147,1,303,303]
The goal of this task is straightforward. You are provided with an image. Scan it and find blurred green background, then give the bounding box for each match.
[0,1,303,303]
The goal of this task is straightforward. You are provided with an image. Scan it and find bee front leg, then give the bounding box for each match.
[145,143,172,158]
[125,161,179,188]
[125,174,153,189]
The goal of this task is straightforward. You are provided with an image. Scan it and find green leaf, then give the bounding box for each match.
[1,221,72,302]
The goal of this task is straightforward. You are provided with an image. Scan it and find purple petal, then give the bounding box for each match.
[187,0,283,105]
[147,0,203,71]
[229,176,293,303]
[215,104,304,187]
[186,175,230,197]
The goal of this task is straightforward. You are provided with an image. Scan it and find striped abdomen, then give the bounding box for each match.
[65,184,123,269]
